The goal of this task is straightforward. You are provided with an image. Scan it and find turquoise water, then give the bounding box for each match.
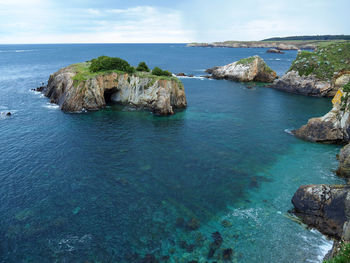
[0,44,344,262]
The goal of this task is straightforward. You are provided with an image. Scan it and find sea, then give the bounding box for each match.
[0,44,345,263]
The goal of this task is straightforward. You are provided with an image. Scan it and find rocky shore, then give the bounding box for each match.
[286,43,350,261]
[39,62,187,116]
[187,41,316,50]
[206,55,277,83]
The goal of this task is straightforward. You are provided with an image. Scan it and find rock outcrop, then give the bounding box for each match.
[292,184,350,239]
[337,143,350,177]
[207,56,277,83]
[271,70,334,97]
[42,63,187,115]
[292,77,350,143]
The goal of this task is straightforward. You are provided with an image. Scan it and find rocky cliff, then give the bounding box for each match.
[41,63,187,115]
[292,76,350,143]
[207,56,277,83]
[271,43,350,97]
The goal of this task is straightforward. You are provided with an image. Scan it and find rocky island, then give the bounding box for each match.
[206,55,277,82]
[39,56,187,116]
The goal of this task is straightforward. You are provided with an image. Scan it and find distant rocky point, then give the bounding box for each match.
[39,57,187,116]
[206,55,277,83]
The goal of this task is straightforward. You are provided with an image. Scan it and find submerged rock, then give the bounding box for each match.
[207,56,277,83]
[6,112,11,116]
[41,62,187,116]
[292,184,350,239]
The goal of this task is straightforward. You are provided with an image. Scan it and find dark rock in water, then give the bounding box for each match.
[186,217,200,230]
[200,75,212,79]
[222,248,234,260]
[175,217,185,227]
[337,144,350,177]
[140,254,159,263]
[176,73,186,76]
[188,74,194,77]
[6,112,11,116]
[206,66,219,74]
[188,261,198,263]
[208,231,223,258]
[292,184,350,239]
[267,48,285,54]
[246,86,253,89]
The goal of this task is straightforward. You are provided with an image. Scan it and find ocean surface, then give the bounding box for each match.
[0,44,344,263]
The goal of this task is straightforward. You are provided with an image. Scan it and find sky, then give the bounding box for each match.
[0,0,349,44]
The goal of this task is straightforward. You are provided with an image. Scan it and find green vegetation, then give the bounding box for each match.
[289,43,350,80]
[237,56,256,65]
[263,35,350,42]
[343,81,350,92]
[324,242,350,263]
[136,61,150,72]
[151,67,172,77]
[89,56,135,73]
[70,59,182,90]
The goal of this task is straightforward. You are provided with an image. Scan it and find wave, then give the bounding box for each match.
[0,49,36,53]
[284,128,294,135]
[43,103,59,109]
[176,75,212,81]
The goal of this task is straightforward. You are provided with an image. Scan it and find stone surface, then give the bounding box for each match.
[293,85,350,143]
[42,64,187,115]
[266,48,284,54]
[337,144,350,177]
[208,56,277,83]
[270,70,333,97]
[292,184,350,239]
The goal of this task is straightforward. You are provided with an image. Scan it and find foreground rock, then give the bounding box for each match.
[292,80,350,143]
[337,144,350,177]
[41,63,187,115]
[207,56,277,83]
[292,184,350,239]
[267,48,285,54]
[271,70,334,96]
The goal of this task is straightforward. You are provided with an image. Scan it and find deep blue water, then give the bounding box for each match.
[0,44,344,263]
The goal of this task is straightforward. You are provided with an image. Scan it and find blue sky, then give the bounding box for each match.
[0,0,349,43]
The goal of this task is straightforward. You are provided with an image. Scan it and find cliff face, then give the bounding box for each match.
[42,64,187,115]
[208,56,277,83]
[271,70,333,97]
[292,73,350,143]
[271,43,350,97]
[292,184,350,239]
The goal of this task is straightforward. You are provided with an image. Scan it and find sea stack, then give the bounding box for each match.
[207,55,277,83]
[41,61,187,116]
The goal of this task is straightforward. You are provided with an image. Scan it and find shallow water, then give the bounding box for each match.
[0,44,344,262]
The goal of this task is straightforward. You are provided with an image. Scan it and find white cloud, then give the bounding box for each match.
[0,5,192,43]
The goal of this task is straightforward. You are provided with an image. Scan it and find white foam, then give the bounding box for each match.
[177,75,212,80]
[43,103,59,109]
[284,128,294,135]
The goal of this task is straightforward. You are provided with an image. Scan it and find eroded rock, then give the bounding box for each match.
[208,56,277,83]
